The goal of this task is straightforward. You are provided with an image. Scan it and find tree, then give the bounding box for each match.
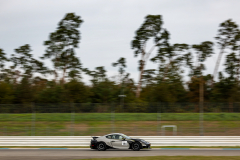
[84,66,107,85]
[0,81,14,103]
[112,57,127,83]
[131,15,168,98]
[42,13,83,83]
[190,41,214,76]
[151,40,189,81]
[141,64,187,103]
[186,41,214,105]
[64,79,90,103]
[9,44,48,103]
[0,49,8,80]
[11,44,47,78]
[225,53,239,79]
[142,69,156,86]
[213,19,239,82]
[112,57,130,105]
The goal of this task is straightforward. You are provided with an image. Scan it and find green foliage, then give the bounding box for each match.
[131,15,169,98]
[11,44,47,77]
[131,15,166,57]
[2,14,240,105]
[0,48,9,80]
[216,19,239,49]
[0,49,8,70]
[225,52,240,78]
[64,79,90,103]
[188,41,214,77]
[1,113,240,121]
[42,13,83,83]
[112,57,126,75]
[187,76,212,102]
[0,82,14,103]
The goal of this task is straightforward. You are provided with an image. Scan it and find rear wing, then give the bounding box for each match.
[91,136,99,140]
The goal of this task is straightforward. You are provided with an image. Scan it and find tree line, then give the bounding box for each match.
[1,13,240,104]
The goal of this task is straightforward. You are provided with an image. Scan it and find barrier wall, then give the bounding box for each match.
[0,136,240,146]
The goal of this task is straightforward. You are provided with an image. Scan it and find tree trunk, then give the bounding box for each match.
[54,70,58,82]
[162,61,172,81]
[212,47,224,87]
[199,76,204,106]
[54,54,59,83]
[135,44,156,98]
[136,64,145,98]
[136,49,145,98]
[199,76,204,136]
[62,67,66,84]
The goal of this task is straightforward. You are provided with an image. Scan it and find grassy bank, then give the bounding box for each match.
[0,113,240,121]
[0,113,239,136]
[79,156,240,160]
[0,120,239,136]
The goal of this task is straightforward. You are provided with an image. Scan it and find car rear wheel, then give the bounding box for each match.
[97,142,106,151]
[132,142,140,151]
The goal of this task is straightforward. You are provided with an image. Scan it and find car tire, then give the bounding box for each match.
[97,142,106,151]
[132,142,140,151]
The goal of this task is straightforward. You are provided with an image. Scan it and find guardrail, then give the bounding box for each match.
[0,136,240,146]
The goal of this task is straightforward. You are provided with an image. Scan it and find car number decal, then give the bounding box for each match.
[122,141,128,145]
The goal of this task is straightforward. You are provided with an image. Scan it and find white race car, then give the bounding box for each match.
[90,133,151,151]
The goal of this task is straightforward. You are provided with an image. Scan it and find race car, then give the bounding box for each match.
[90,133,151,151]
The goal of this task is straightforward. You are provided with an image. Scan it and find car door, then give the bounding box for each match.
[111,134,129,149]
[104,135,114,147]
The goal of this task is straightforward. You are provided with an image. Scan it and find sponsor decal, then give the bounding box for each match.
[122,141,128,145]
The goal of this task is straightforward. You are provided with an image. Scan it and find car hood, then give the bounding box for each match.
[128,138,149,144]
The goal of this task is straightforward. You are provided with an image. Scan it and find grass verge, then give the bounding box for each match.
[78,156,240,160]
[1,113,240,121]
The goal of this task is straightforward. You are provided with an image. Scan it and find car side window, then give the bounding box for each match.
[106,135,112,139]
[112,135,118,139]
[112,134,124,140]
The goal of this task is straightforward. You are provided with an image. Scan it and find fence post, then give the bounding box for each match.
[71,102,75,136]
[199,76,204,136]
[157,102,161,136]
[31,103,35,136]
[199,102,204,136]
[111,103,115,133]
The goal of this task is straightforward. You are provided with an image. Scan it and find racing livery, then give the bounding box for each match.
[90,133,151,151]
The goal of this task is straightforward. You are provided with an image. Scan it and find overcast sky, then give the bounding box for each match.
[1,0,240,83]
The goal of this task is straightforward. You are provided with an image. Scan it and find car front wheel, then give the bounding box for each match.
[132,142,140,151]
[97,142,106,151]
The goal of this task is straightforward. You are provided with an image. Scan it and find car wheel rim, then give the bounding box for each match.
[133,144,139,150]
[98,144,104,149]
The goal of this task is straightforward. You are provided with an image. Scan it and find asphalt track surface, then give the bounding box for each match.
[1,149,240,160]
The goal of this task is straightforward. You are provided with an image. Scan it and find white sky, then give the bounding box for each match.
[1,0,240,83]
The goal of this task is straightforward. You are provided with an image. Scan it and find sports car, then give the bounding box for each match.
[90,133,151,151]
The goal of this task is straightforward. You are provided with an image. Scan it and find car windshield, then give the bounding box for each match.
[122,134,131,139]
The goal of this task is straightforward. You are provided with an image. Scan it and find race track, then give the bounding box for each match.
[0,148,240,160]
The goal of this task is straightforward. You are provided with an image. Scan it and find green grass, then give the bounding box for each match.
[0,113,240,121]
[0,113,239,136]
[78,156,240,160]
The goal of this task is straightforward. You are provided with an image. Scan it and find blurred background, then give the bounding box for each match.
[1,1,240,137]
[0,103,240,136]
